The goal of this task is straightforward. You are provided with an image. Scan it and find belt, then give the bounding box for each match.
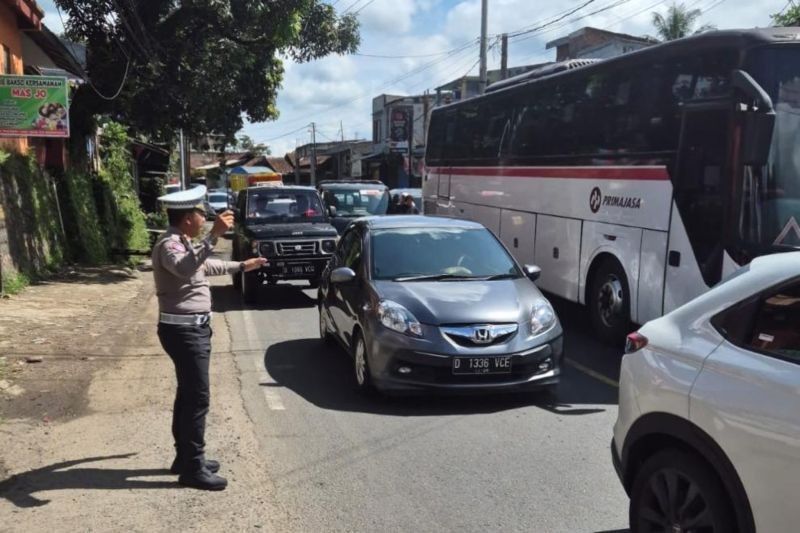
[159,312,211,326]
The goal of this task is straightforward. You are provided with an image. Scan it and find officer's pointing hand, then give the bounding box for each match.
[211,210,234,238]
[242,257,268,272]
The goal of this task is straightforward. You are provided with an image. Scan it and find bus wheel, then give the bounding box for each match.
[589,258,631,345]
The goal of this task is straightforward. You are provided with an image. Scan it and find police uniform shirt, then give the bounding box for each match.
[152,228,239,314]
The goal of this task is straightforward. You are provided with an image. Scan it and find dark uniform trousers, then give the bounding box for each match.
[157,322,212,472]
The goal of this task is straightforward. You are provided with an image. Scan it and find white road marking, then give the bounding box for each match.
[241,309,286,411]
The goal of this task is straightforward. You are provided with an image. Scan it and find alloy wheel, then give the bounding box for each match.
[354,337,367,386]
[637,467,716,532]
[597,274,624,328]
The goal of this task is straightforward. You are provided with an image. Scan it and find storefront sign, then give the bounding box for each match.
[389,106,412,144]
[0,75,70,138]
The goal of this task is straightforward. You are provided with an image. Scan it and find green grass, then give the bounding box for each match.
[2,271,30,296]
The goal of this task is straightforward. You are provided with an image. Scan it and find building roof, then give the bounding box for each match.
[21,24,85,78]
[229,165,277,175]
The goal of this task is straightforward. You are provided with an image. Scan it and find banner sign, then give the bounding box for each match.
[389,106,412,143]
[0,75,70,138]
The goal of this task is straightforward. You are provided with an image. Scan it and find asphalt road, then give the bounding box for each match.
[211,243,630,532]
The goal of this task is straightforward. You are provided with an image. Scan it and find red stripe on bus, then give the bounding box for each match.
[427,166,669,181]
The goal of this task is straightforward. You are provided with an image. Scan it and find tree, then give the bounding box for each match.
[772,5,800,26]
[651,2,715,41]
[56,1,359,142]
[238,134,270,155]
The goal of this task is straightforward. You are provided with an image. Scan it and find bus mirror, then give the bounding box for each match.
[742,111,775,166]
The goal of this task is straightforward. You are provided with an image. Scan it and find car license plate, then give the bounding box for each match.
[283,263,316,275]
[452,356,512,375]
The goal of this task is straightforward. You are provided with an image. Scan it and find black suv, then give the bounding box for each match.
[317,180,391,234]
[231,185,338,303]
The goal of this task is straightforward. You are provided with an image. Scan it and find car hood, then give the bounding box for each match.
[245,223,338,239]
[373,278,544,325]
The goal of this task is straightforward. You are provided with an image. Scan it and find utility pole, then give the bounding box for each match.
[423,90,429,147]
[501,33,508,80]
[478,0,488,94]
[340,120,345,142]
[310,122,317,186]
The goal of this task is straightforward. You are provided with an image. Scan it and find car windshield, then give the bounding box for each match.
[208,193,227,203]
[247,190,325,222]
[742,46,800,251]
[371,227,520,280]
[323,188,389,217]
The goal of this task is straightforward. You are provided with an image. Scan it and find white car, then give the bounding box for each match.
[613,251,800,533]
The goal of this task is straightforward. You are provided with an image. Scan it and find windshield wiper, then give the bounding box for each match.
[393,273,486,282]
[484,273,520,280]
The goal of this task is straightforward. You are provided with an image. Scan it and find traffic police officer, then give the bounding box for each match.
[153,185,265,491]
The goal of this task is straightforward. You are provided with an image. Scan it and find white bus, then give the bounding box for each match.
[423,28,800,342]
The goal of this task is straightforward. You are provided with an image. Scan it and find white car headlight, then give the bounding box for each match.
[530,298,556,336]
[377,300,423,337]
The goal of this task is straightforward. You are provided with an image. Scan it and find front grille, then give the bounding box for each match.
[277,240,317,257]
[441,324,518,347]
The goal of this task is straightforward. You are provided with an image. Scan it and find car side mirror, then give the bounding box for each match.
[328,205,337,217]
[524,264,541,282]
[330,267,356,284]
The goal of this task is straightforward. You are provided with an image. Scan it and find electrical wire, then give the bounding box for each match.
[55,4,132,101]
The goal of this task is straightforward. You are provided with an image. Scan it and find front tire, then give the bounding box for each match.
[319,306,334,346]
[589,257,631,345]
[630,448,734,533]
[352,332,374,394]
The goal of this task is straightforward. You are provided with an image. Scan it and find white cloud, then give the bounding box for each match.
[359,0,418,35]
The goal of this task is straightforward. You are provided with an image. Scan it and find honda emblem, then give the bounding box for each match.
[473,328,492,344]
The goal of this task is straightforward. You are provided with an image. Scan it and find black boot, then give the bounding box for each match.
[170,457,220,475]
[178,467,228,491]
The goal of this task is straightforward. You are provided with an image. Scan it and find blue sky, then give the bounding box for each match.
[37,0,787,154]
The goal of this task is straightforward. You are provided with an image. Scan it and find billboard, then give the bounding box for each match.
[389,106,412,144]
[0,75,70,138]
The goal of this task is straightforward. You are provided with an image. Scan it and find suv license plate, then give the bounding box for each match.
[452,356,512,375]
[285,264,316,275]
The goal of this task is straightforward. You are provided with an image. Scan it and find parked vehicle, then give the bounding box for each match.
[318,215,563,394]
[389,188,423,214]
[207,190,230,213]
[317,180,391,234]
[231,185,338,304]
[613,251,800,533]
[424,28,800,342]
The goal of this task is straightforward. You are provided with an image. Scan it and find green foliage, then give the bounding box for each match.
[61,169,108,264]
[772,6,800,26]
[237,135,270,155]
[0,153,66,275]
[95,121,150,259]
[652,2,715,41]
[2,271,30,295]
[55,0,361,140]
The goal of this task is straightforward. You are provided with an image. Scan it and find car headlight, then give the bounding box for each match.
[259,242,274,257]
[530,298,556,336]
[321,239,337,254]
[377,300,423,337]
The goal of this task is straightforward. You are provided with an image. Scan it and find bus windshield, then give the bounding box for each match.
[743,47,800,250]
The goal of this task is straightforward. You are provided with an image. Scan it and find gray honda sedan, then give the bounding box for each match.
[318,216,563,394]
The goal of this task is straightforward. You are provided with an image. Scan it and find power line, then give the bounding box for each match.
[352,0,378,14]
[55,4,132,101]
[508,0,599,38]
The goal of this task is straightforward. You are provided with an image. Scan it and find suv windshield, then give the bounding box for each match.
[246,189,325,223]
[742,46,800,250]
[323,187,390,217]
[371,227,520,281]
